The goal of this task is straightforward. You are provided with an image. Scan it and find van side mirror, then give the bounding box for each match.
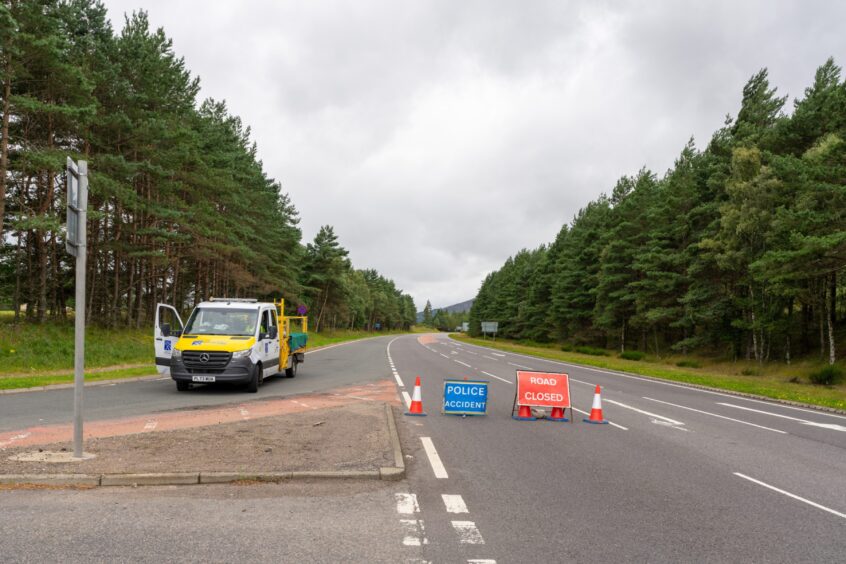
[161,323,171,337]
[269,326,278,339]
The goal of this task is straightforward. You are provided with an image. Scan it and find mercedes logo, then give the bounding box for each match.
[199,353,210,363]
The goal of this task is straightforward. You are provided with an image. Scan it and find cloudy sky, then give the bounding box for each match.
[104,0,845,310]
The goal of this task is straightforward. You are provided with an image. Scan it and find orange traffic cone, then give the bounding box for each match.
[405,376,427,416]
[512,404,537,421]
[583,385,609,424]
[548,406,569,422]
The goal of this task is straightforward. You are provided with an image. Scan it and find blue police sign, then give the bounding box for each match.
[442,379,489,416]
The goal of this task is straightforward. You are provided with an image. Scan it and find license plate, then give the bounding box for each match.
[192,376,215,383]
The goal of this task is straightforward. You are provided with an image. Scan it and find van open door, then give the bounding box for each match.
[155,303,184,376]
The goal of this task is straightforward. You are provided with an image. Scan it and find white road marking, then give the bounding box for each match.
[570,378,596,387]
[400,519,428,546]
[393,372,405,387]
[442,494,469,513]
[143,420,158,431]
[451,521,485,544]
[466,351,479,356]
[718,403,846,432]
[508,362,533,369]
[482,356,499,361]
[239,407,250,420]
[451,351,459,355]
[468,560,497,564]
[395,493,420,514]
[156,377,169,380]
[421,437,449,479]
[455,360,472,368]
[492,353,505,357]
[643,397,787,434]
[440,353,450,359]
[571,407,628,430]
[346,394,375,401]
[480,370,512,384]
[605,399,685,426]
[734,472,846,520]
[402,391,412,409]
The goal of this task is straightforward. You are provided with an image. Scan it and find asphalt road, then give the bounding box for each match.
[2,333,845,563]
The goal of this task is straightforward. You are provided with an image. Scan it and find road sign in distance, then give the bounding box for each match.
[481,321,498,333]
[515,371,570,408]
[442,379,489,415]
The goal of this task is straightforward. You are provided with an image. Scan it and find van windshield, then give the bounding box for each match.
[183,308,258,337]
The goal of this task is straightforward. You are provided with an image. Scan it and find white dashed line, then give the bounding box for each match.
[393,371,405,387]
[734,473,846,519]
[468,560,497,564]
[605,399,684,426]
[454,360,472,368]
[421,437,449,479]
[440,353,450,359]
[400,519,428,546]
[395,493,420,514]
[451,521,485,544]
[482,355,499,361]
[508,362,533,370]
[442,494,469,513]
[480,370,512,385]
[643,397,787,434]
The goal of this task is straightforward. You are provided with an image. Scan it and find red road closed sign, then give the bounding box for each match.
[516,371,571,408]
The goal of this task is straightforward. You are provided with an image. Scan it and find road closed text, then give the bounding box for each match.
[516,371,571,408]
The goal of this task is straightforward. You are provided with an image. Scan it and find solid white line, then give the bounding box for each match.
[508,362,533,369]
[402,391,412,409]
[643,397,787,434]
[454,339,846,420]
[421,437,449,479]
[395,493,420,515]
[571,407,628,430]
[734,472,846,519]
[605,399,684,425]
[442,494,469,513]
[393,371,405,387]
[480,370,512,385]
[451,521,485,544]
[718,403,846,432]
[455,360,472,368]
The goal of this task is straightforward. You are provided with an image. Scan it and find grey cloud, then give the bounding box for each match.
[105,0,846,308]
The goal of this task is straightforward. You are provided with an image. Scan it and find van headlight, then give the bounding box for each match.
[232,348,252,359]
[172,348,182,360]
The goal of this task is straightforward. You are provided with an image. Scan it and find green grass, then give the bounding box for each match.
[0,366,157,391]
[0,313,412,390]
[450,334,846,411]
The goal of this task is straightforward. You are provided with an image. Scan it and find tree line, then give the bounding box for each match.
[0,1,414,330]
[470,60,846,364]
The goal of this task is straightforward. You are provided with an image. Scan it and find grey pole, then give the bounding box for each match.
[73,160,88,459]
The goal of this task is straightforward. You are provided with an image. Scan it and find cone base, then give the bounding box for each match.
[405,412,427,417]
[547,416,569,422]
[511,415,537,421]
[583,418,608,424]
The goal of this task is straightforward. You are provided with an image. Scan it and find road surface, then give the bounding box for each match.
[1,333,844,562]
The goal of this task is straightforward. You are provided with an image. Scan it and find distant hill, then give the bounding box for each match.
[416,299,474,322]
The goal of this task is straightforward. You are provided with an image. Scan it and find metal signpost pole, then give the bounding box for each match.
[67,158,88,459]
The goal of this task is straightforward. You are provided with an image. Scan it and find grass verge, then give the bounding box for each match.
[450,334,846,411]
[0,366,157,391]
